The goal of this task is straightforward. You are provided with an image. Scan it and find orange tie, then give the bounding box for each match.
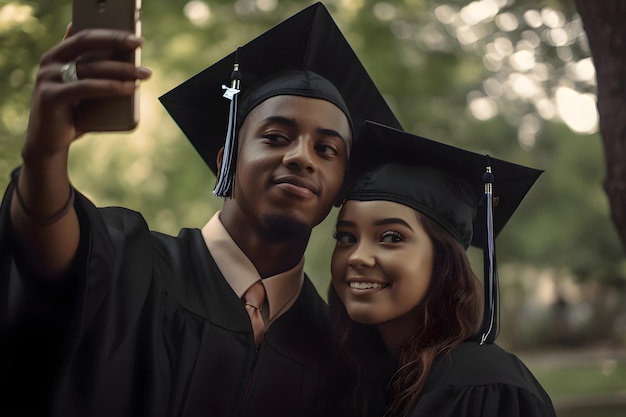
[243,281,266,345]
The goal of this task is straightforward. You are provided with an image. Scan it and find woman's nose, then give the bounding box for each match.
[347,241,376,269]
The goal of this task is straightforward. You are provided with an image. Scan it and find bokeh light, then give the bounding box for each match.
[184,1,211,27]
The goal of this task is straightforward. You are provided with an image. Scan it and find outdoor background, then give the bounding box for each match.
[1,0,624,415]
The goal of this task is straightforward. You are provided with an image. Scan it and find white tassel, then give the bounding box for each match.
[213,63,241,197]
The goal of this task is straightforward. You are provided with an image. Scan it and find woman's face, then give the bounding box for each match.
[331,200,434,326]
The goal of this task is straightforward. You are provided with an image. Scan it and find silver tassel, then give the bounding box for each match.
[213,61,241,197]
[480,157,498,345]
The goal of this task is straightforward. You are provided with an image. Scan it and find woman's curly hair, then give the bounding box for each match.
[329,212,483,417]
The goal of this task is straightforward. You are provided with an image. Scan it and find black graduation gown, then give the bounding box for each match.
[0,175,349,417]
[408,341,557,417]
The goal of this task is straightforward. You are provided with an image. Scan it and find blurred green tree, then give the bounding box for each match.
[0,1,624,346]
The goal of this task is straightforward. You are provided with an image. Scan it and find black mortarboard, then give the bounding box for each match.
[159,2,401,196]
[344,121,543,344]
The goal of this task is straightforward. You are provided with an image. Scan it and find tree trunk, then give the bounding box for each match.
[576,0,626,252]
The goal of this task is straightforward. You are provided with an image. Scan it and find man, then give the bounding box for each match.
[0,3,401,416]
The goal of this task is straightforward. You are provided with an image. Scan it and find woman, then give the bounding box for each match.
[330,121,556,417]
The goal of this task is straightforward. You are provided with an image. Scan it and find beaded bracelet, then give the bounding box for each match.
[14,183,75,227]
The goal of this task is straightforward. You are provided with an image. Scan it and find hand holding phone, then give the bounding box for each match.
[72,0,142,132]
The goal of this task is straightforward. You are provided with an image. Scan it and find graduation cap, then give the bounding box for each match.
[344,121,543,344]
[159,2,401,197]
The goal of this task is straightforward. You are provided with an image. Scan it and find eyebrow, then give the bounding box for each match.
[374,218,414,230]
[264,115,348,144]
[336,217,414,231]
[336,219,356,228]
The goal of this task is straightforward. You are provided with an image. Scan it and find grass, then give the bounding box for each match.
[523,355,626,417]
[532,359,626,397]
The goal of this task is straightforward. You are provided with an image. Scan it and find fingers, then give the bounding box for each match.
[35,27,151,99]
[35,58,151,92]
[25,28,150,151]
[54,79,138,105]
[76,60,152,82]
[63,22,73,40]
[35,63,150,116]
[42,28,142,66]
[45,59,152,86]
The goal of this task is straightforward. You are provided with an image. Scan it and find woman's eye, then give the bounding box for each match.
[333,231,355,244]
[380,231,403,243]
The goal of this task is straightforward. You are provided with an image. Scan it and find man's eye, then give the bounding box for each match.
[315,143,338,155]
[264,133,289,143]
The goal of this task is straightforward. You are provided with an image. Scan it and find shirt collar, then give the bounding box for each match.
[201,212,304,324]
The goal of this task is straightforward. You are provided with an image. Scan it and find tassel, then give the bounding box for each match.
[480,156,499,345]
[213,55,241,197]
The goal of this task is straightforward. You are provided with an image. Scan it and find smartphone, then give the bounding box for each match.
[72,0,142,132]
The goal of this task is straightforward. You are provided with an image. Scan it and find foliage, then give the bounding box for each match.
[0,0,623,304]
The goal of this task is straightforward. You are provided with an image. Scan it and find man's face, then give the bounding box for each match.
[229,95,352,238]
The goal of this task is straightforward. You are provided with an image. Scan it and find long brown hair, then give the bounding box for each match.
[329,212,483,417]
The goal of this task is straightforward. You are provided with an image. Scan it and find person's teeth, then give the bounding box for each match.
[349,282,385,289]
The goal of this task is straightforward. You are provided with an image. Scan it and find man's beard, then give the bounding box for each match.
[261,213,309,240]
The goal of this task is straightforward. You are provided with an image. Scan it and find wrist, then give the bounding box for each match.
[21,143,70,165]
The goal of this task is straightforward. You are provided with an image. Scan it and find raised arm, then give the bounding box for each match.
[10,26,151,282]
